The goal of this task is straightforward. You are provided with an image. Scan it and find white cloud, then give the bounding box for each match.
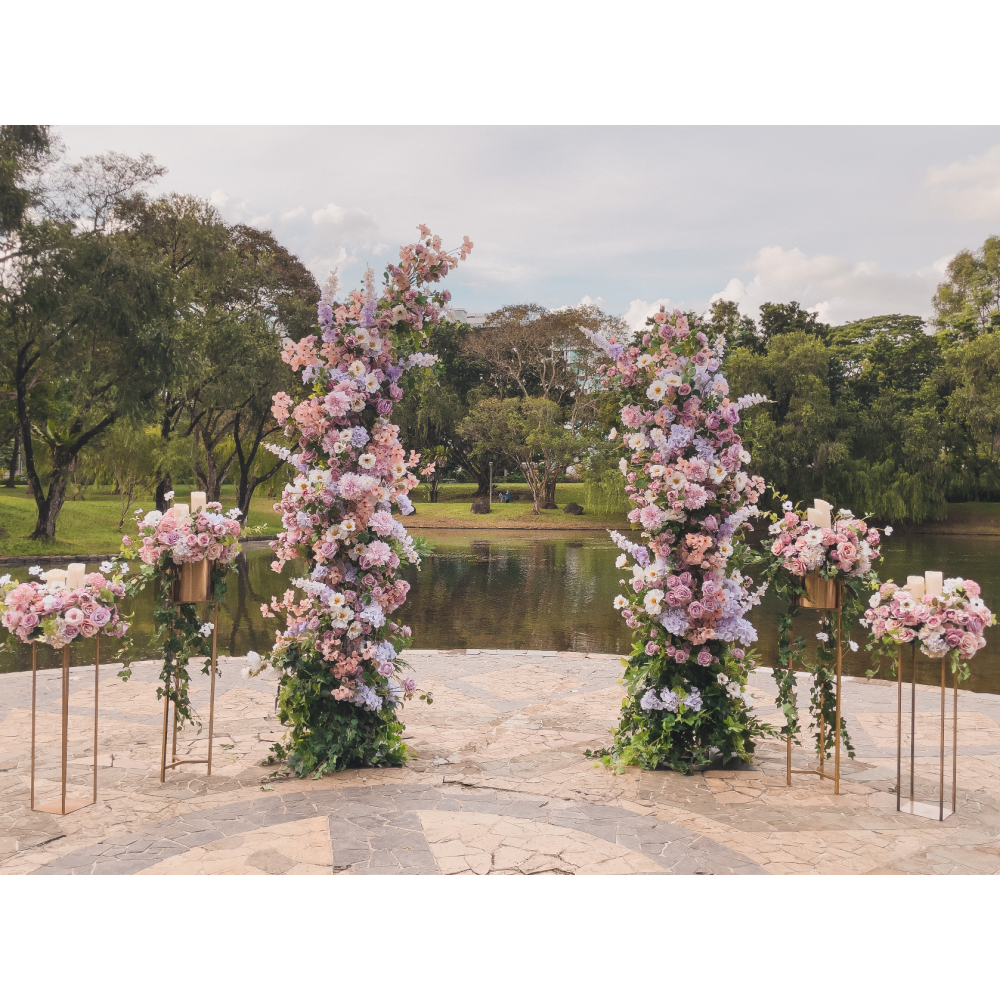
[925,145,1000,220]
[310,202,378,242]
[248,214,272,228]
[281,206,305,222]
[209,188,229,209]
[710,246,946,325]
[623,297,677,332]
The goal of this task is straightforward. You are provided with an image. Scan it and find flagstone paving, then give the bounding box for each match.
[2,648,1000,875]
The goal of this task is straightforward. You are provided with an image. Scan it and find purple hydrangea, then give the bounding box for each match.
[683,687,703,712]
[351,426,370,447]
[658,608,690,637]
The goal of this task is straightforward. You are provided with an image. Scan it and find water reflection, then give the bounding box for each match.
[2,530,998,694]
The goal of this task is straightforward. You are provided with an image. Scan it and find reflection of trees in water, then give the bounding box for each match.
[400,538,628,653]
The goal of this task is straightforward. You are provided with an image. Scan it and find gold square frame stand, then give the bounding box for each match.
[786,572,844,795]
[160,560,218,783]
[30,638,100,816]
[897,644,957,821]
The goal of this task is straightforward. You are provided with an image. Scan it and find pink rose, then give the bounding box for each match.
[79,621,99,638]
[958,632,980,658]
[944,629,964,648]
[64,607,85,625]
[21,612,38,629]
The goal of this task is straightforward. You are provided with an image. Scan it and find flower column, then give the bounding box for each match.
[584,309,770,773]
[255,228,472,776]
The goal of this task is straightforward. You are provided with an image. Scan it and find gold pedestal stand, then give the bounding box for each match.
[786,572,844,795]
[896,644,957,821]
[160,560,218,783]
[30,638,100,815]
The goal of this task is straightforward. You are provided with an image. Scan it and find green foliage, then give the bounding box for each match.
[933,236,1000,342]
[587,638,773,774]
[118,557,230,730]
[264,643,408,776]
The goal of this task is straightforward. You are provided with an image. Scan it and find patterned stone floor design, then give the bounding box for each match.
[3,648,1000,875]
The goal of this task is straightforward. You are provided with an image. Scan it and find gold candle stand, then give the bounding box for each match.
[896,643,957,821]
[786,573,844,795]
[160,564,218,783]
[30,637,100,815]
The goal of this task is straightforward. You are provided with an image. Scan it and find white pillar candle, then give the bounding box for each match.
[924,571,943,597]
[807,506,831,529]
[173,503,189,518]
[191,491,207,513]
[906,575,925,599]
[44,569,66,591]
[66,563,86,589]
[813,498,834,512]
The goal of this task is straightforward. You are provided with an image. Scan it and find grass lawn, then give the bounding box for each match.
[404,482,629,530]
[0,480,629,557]
[0,484,285,558]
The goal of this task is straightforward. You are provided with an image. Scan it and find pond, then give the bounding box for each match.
[2,530,999,695]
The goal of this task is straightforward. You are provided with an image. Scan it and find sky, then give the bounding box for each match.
[58,124,1000,329]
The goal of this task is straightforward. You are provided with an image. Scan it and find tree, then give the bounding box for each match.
[0,145,169,538]
[459,396,569,514]
[933,236,1000,342]
[461,303,619,505]
[940,332,1000,501]
[395,319,499,498]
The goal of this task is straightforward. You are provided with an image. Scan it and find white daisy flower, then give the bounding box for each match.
[613,594,628,609]
[348,360,366,378]
[646,381,669,402]
[359,453,377,470]
[615,554,627,569]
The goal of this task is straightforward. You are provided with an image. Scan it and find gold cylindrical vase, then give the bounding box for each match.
[173,559,213,603]
[796,570,840,610]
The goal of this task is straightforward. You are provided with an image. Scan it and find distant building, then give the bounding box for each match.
[452,308,486,327]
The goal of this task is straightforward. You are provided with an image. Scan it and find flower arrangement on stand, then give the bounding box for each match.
[247,226,472,777]
[582,308,773,773]
[754,493,885,760]
[864,577,994,681]
[0,565,128,648]
[119,498,242,728]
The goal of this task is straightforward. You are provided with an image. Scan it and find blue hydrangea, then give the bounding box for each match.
[660,689,680,712]
[666,425,694,455]
[640,688,664,712]
[658,608,690,636]
[351,426,370,447]
[683,687,703,712]
[359,604,386,627]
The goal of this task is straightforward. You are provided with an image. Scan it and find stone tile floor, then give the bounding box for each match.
[2,648,999,875]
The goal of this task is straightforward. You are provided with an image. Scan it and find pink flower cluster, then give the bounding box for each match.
[864,578,994,662]
[257,229,470,710]
[0,573,127,649]
[591,310,766,708]
[132,504,242,566]
[767,509,880,578]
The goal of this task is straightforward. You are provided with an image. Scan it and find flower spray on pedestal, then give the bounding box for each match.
[583,309,772,773]
[120,492,242,775]
[754,493,884,784]
[249,227,473,776]
[1,562,128,814]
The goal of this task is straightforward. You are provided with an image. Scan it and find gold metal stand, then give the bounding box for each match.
[786,575,843,795]
[159,599,218,783]
[30,638,99,815]
[896,643,957,821]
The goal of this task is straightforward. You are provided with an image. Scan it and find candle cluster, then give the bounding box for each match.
[125,495,242,567]
[767,502,880,577]
[865,575,994,664]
